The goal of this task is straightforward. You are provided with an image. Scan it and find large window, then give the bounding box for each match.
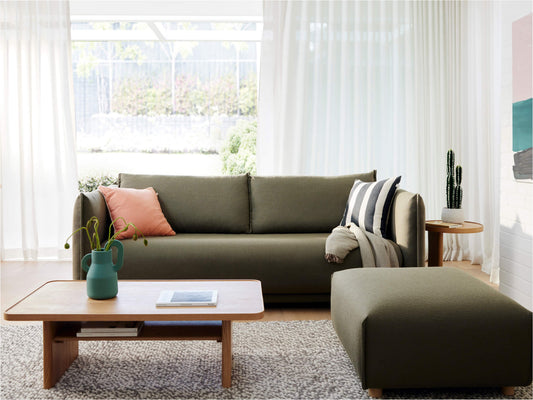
[71,19,261,183]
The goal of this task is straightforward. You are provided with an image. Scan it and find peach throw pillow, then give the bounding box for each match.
[98,186,175,240]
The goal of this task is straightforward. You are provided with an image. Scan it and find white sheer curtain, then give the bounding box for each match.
[258,0,501,281]
[442,1,501,282]
[0,0,78,260]
[258,1,420,180]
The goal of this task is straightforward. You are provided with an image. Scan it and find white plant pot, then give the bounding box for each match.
[441,208,464,224]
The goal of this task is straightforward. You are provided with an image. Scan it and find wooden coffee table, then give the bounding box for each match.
[3,280,264,389]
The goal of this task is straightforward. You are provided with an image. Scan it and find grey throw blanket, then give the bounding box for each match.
[325,224,400,268]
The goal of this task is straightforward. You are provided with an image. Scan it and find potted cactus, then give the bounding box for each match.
[441,149,464,224]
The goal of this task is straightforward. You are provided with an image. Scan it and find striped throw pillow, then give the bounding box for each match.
[340,176,401,238]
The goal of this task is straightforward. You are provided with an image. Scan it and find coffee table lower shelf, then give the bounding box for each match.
[44,320,233,389]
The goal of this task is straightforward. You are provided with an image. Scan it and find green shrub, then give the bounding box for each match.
[113,78,172,116]
[220,119,257,175]
[112,73,256,117]
[207,75,238,115]
[78,174,118,193]
[173,74,196,115]
[238,74,257,116]
[184,75,238,116]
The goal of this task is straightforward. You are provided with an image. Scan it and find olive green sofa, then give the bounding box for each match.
[72,171,426,303]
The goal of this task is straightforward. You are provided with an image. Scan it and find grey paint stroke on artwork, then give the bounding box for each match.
[513,147,533,179]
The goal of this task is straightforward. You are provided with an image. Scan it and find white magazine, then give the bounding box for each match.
[156,290,218,307]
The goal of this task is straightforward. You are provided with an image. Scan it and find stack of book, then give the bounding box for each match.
[76,321,144,337]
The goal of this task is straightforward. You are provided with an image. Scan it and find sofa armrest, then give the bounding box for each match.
[388,189,426,267]
[72,190,110,279]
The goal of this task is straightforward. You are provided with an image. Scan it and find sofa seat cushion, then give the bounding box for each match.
[118,234,401,294]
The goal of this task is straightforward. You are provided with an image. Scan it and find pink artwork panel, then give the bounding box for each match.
[512,13,532,103]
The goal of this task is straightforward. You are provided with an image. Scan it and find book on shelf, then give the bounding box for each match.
[156,290,218,307]
[79,321,143,333]
[76,321,143,337]
[426,221,463,228]
[76,330,141,338]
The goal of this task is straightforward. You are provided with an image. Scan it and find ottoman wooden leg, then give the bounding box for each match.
[368,388,382,398]
[502,386,515,396]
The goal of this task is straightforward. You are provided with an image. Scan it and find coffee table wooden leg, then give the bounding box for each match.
[43,322,78,389]
[428,231,444,266]
[221,320,232,388]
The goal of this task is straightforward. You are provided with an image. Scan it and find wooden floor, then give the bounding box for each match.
[1,260,496,326]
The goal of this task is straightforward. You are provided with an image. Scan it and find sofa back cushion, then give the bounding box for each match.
[119,173,249,233]
[250,171,377,233]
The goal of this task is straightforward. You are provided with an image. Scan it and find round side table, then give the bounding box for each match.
[425,220,483,266]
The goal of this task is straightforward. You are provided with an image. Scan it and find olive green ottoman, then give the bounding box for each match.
[331,267,532,398]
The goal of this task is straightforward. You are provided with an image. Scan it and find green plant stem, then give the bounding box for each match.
[65,215,148,251]
[88,217,102,249]
[105,217,148,251]
[64,226,93,250]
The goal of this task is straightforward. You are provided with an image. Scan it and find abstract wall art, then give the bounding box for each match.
[512,13,532,180]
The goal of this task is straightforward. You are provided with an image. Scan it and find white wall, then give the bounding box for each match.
[499,2,533,310]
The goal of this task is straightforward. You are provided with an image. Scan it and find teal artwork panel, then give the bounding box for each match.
[513,98,533,152]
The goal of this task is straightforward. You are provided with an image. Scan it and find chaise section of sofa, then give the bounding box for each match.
[72,171,425,303]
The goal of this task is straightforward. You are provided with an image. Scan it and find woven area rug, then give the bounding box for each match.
[1,321,531,399]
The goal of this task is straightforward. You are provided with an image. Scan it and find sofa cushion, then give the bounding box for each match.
[340,176,401,238]
[116,234,404,294]
[118,173,249,233]
[250,171,376,233]
[98,186,175,239]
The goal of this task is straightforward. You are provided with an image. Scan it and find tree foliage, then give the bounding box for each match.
[78,174,118,193]
[220,119,257,175]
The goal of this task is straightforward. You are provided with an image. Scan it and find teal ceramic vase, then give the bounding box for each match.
[81,240,124,300]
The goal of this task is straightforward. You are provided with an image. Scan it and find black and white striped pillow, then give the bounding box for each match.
[340,176,401,238]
